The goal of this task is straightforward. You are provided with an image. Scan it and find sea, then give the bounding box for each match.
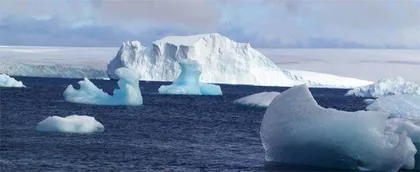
[0,77,367,171]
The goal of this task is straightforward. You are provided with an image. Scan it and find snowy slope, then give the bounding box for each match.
[0,45,112,79]
[0,61,107,79]
[107,33,371,88]
[261,49,420,84]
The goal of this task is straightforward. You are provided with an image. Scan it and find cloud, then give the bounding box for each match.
[92,0,221,30]
[222,0,420,48]
[0,0,221,30]
[0,0,419,48]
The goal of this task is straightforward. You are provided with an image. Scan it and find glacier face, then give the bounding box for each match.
[0,74,25,87]
[63,67,143,106]
[261,84,420,171]
[233,91,281,108]
[0,61,107,79]
[107,33,371,88]
[346,77,420,97]
[36,115,104,133]
[158,59,222,95]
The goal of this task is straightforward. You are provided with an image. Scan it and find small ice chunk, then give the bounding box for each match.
[363,99,375,105]
[261,84,418,171]
[36,115,104,133]
[367,94,420,120]
[63,67,143,105]
[158,59,222,95]
[233,91,281,108]
[345,77,420,97]
[0,74,25,87]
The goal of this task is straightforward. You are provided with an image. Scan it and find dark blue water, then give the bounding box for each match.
[0,77,367,171]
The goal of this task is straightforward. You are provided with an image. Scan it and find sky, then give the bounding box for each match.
[0,0,419,48]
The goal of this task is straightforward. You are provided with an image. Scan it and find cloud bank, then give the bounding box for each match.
[0,0,419,48]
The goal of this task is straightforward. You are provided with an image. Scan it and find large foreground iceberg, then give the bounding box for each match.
[233,92,281,108]
[346,77,420,97]
[158,59,222,95]
[0,74,25,87]
[36,115,104,133]
[107,33,370,88]
[367,94,420,120]
[64,67,143,105]
[261,85,420,171]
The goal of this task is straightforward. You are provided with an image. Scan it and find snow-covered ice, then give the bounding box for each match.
[233,92,281,108]
[63,67,143,105]
[261,84,420,171]
[261,48,420,84]
[36,115,104,133]
[346,77,420,97]
[0,61,107,79]
[158,59,222,95]
[107,33,370,88]
[0,74,25,87]
[0,46,116,69]
[366,94,420,120]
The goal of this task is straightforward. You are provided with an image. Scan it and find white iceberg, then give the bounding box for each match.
[233,92,281,108]
[366,94,420,120]
[63,67,143,105]
[0,74,25,87]
[36,115,104,133]
[107,33,371,88]
[158,59,222,95]
[261,84,420,171]
[346,77,420,97]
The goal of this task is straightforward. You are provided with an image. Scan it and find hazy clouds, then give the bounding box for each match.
[0,0,419,48]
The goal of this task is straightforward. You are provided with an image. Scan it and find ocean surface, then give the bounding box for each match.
[0,77,367,171]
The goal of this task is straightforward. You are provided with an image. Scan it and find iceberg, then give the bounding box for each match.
[107,33,371,88]
[261,84,420,171]
[63,67,143,105]
[346,77,420,97]
[366,94,420,120]
[158,59,222,95]
[233,92,281,108]
[36,115,104,133]
[0,74,25,87]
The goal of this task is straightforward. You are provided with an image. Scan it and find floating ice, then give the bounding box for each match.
[36,115,104,133]
[107,33,370,88]
[346,77,420,97]
[158,59,222,95]
[233,92,281,108]
[367,94,420,120]
[0,74,25,87]
[63,67,143,105]
[261,84,420,171]
[363,99,375,105]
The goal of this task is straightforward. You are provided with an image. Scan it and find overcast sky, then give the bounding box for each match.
[0,0,419,48]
